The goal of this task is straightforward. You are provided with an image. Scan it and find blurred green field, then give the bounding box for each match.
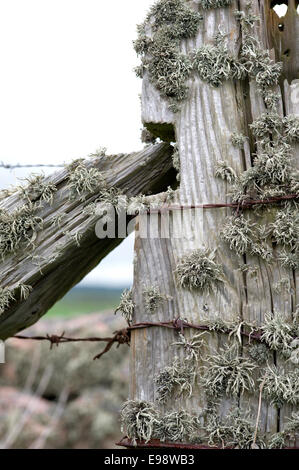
[46,286,126,317]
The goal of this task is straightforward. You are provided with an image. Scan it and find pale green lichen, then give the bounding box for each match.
[221,215,255,256]
[215,160,237,184]
[0,287,15,315]
[205,408,265,449]
[172,332,205,361]
[155,410,201,443]
[234,142,294,196]
[202,344,257,398]
[120,400,159,445]
[200,315,259,345]
[127,194,150,215]
[248,343,271,365]
[270,206,299,250]
[175,248,224,292]
[18,174,57,205]
[97,187,128,214]
[18,283,33,301]
[0,203,43,258]
[192,32,246,88]
[239,28,282,93]
[88,147,107,159]
[50,212,67,228]
[278,251,299,271]
[262,366,299,408]
[197,0,233,9]
[269,412,299,449]
[261,312,298,360]
[155,356,196,403]
[250,112,286,140]
[143,285,168,314]
[115,289,135,325]
[283,115,299,143]
[263,91,281,111]
[202,316,231,333]
[231,132,247,149]
[134,0,202,105]
[221,215,274,262]
[67,162,106,201]
[135,0,283,112]
[62,229,83,248]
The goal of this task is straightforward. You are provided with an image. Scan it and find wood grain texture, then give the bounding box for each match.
[131,0,298,444]
[0,143,175,340]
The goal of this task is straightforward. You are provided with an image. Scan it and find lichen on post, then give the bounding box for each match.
[128,0,299,449]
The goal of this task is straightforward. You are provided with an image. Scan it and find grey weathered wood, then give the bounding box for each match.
[131,0,298,444]
[0,143,175,340]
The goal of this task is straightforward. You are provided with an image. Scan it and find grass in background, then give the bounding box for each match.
[46,286,127,317]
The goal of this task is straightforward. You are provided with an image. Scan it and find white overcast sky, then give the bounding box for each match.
[0,1,288,287]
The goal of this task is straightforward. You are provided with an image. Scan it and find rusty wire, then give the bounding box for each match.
[12,318,265,360]
[145,194,298,214]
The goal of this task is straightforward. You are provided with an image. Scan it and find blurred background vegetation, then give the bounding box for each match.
[47,286,125,318]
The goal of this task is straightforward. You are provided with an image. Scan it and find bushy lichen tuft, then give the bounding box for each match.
[278,251,299,271]
[269,412,299,449]
[19,174,57,205]
[175,248,224,292]
[120,400,159,445]
[143,285,168,314]
[0,287,15,315]
[238,15,282,93]
[0,203,43,258]
[248,343,270,365]
[115,289,135,325]
[205,408,265,449]
[202,344,256,398]
[192,34,246,88]
[270,206,299,250]
[67,162,106,201]
[127,194,150,215]
[283,115,299,143]
[173,332,205,362]
[134,0,202,105]
[261,312,298,360]
[97,187,128,214]
[221,215,255,256]
[197,0,233,9]
[155,356,196,403]
[231,132,247,149]
[233,142,294,196]
[215,160,237,183]
[155,410,201,443]
[262,366,299,408]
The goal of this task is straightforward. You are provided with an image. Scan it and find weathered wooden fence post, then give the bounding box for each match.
[120,0,298,449]
[0,144,175,339]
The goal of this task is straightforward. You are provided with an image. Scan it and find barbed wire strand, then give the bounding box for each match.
[0,162,65,169]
